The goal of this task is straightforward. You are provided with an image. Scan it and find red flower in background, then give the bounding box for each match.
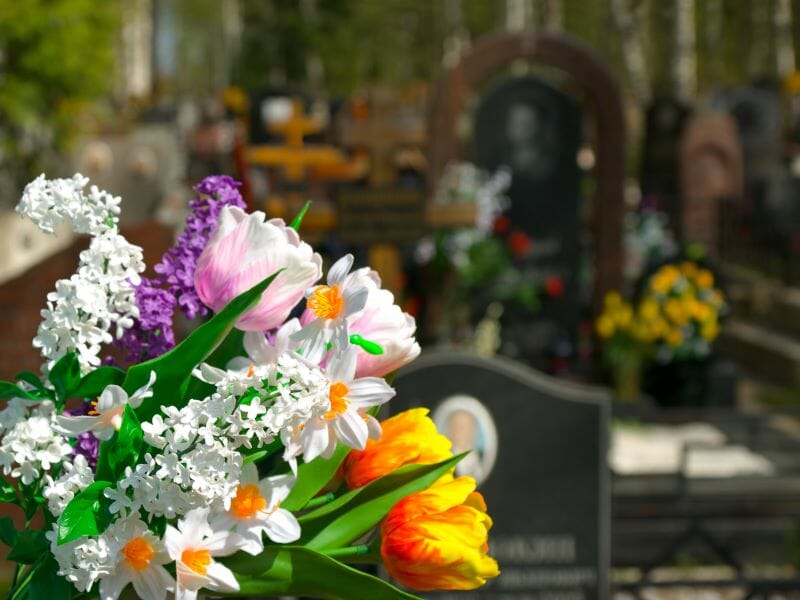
[506,230,533,258]
[544,275,565,298]
[492,215,510,235]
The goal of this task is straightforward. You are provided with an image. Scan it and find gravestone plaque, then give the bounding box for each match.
[474,76,583,335]
[640,96,690,200]
[391,352,611,600]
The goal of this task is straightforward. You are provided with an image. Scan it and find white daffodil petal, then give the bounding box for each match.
[326,346,358,382]
[302,419,329,462]
[327,254,354,285]
[346,378,396,407]
[261,474,295,505]
[243,331,274,364]
[55,415,98,436]
[97,385,128,411]
[343,286,368,316]
[99,570,130,600]
[334,409,368,450]
[226,356,252,371]
[264,508,301,544]
[132,565,173,600]
[205,561,239,592]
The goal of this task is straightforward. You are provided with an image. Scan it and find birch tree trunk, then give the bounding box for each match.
[505,0,534,32]
[672,0,696,102]
[443,0,470,68]
[610,0,651,104]
[775,0,796,76]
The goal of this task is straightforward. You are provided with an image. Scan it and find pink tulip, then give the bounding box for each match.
[301,266,420,377]
[195,206,322,331]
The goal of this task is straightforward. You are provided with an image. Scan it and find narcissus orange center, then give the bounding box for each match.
[121,536,154,571]
[231,484,267,520]
[182,548,212,575]
[325,382,350,419]
[308,284,344,319]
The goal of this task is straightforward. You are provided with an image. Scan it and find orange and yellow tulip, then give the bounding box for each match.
[341,408,452,489]
[381,476,499,591]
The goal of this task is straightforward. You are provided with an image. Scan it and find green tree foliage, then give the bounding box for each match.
[0,0,119,189]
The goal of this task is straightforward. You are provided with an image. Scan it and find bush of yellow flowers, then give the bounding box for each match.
[596,261,726,401]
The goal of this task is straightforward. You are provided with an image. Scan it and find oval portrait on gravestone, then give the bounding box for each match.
[432,395,498,486]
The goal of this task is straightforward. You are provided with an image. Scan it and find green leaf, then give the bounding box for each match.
[123,270,283,420]
[0,478,18,503]
[282,443,351,512]
[70,366,125,399]
[27,556,74,600]
[96,405,142,482]
[0,516,17,547]
[0,381,41,401]
[13,371,49,396]
[48,353,81,402]
[8,530,48,564]
[290,200,312,231]
[299,453,464,550]
[223,545,421,600]
[57,481,112,545]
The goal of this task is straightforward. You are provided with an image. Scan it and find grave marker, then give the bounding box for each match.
[391,352,611,599]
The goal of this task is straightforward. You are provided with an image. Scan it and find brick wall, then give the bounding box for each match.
[0,220,174,378]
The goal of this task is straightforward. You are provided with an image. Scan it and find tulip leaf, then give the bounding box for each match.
[282,443,351,512]
[124,270,282,420]
[13,371,49,396]
[95,405,143,482]
[0,381,41,401]
[298,453,464,550]
[70,366,126,399]
[48,353,81,402]
[223,545,421,600]
[8,529,48,564]
[57,481,112,545]
[290,200,312,231]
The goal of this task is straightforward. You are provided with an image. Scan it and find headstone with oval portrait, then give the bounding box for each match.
[390,352,611,600]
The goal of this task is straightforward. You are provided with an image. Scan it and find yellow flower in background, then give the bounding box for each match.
[695,269,714,289]
[664,298,688,325]
[381,476,499,591]
[615,303,634,328]
[596,314,616,338]
[666,328,684,347]
[681,261,698,279]
[604,291,623,309]
[701,319,720,341]
[639,298,659,321]
[341,408,453,490]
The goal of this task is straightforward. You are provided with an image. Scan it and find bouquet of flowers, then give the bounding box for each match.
[0,174,499,599]
[596,261,726,400]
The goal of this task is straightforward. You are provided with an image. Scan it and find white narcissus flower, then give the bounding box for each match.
[57,371,156,440]
[194,206,322,332]
[340,267,421,378]
[228,318,303,370]
[291,254,370,361]
[164,508,241,600]
[99,515,175,600]
[301,345,394,461]
[211,463,300,555]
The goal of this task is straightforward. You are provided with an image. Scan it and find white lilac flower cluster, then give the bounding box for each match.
[0,399,72,485]
[16,175,145,373]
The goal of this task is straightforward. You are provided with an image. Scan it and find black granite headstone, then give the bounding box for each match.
[391,352,611,600]
[473,76,584,366]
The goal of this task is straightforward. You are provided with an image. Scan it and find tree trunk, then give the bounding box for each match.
[775,0,796,76]
[672,0,696,102]
[610,0,651,104]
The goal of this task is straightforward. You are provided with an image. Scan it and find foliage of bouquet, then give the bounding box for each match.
[0,174,498,599]
[596,261,726,398]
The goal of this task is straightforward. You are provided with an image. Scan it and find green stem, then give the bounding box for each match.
[301,492,335,511]
[9,557,42,600]
[324,544,369,560]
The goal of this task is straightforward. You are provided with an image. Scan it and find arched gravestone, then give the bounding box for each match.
[474,77,583,332]
[391,352,611,600]
[429,31,625,316]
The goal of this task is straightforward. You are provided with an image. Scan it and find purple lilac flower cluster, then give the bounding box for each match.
[62,402,99,468]
[115,175,246,363]
[154,175,246,320]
